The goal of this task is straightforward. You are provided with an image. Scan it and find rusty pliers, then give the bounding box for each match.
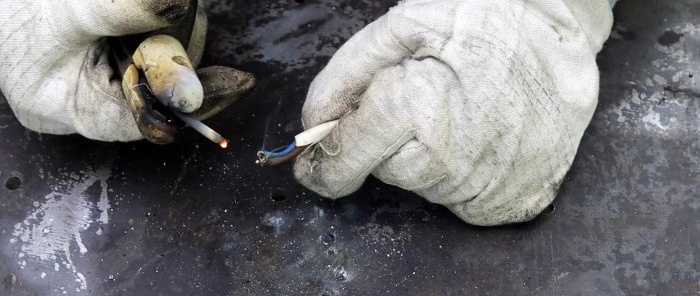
[108,0,255,145]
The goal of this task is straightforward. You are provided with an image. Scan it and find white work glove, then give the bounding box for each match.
[294,0,614,226]
[0,0,249,142]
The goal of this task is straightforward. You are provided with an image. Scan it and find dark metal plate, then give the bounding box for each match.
[0,0,697,295]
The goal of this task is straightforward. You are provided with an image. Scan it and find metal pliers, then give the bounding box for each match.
[108,0,254,145]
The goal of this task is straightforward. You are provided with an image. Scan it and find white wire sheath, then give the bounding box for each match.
[294,120,339,147]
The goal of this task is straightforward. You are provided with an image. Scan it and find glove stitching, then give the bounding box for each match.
[487,30,576,166]
[2,2,29,20]
[1,16,33,92]
[42,2,77,49]
[513,42,577,161]
[7,52,36,102]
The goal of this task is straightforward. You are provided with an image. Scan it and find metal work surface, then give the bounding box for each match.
[1,0,698,295]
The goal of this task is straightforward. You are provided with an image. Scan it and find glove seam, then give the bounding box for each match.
[385,10,416,58]
[398,174,446,192]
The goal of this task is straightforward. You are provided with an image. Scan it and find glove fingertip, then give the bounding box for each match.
[292,146,361,199]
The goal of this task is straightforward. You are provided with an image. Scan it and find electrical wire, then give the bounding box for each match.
[256,120,339,167]
[256,142,297,166]
[261,142,297,158]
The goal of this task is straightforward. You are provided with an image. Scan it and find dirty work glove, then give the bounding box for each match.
[294,0,614,226]
[0,0,252,141]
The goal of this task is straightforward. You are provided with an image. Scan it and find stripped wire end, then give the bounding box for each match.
[256,142,305,167]
[256,120,339,168]
[255,151,269,166]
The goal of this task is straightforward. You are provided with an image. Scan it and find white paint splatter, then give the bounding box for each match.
[652,74,668,86]
[641,110,668,130]
[610,100,631,123]
[96,182,110,225]
[645,78,654,87]
[10,167,113,292]
[629,89,643,104]
[671,71,684,83]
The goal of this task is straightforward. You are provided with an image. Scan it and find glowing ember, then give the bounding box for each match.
[219,139,229,149]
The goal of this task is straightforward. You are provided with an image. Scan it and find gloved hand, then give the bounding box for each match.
[294,0,614,226]
[0,0,254,142]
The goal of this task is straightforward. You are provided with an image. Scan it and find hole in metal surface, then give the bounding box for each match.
[320,232,335,245]
[271,191,288,202]
[5,176,21,190]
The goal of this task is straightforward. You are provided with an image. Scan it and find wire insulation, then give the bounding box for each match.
[262,142,297,158]
[256,120,339,167]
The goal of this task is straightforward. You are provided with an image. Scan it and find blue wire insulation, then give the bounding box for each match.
[262,142,297,158]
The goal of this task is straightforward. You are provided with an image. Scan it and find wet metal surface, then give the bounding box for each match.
[0,0,698,295]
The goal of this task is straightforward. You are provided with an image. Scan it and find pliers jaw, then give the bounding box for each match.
[120,64,180,145]
[108,0,198,145]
